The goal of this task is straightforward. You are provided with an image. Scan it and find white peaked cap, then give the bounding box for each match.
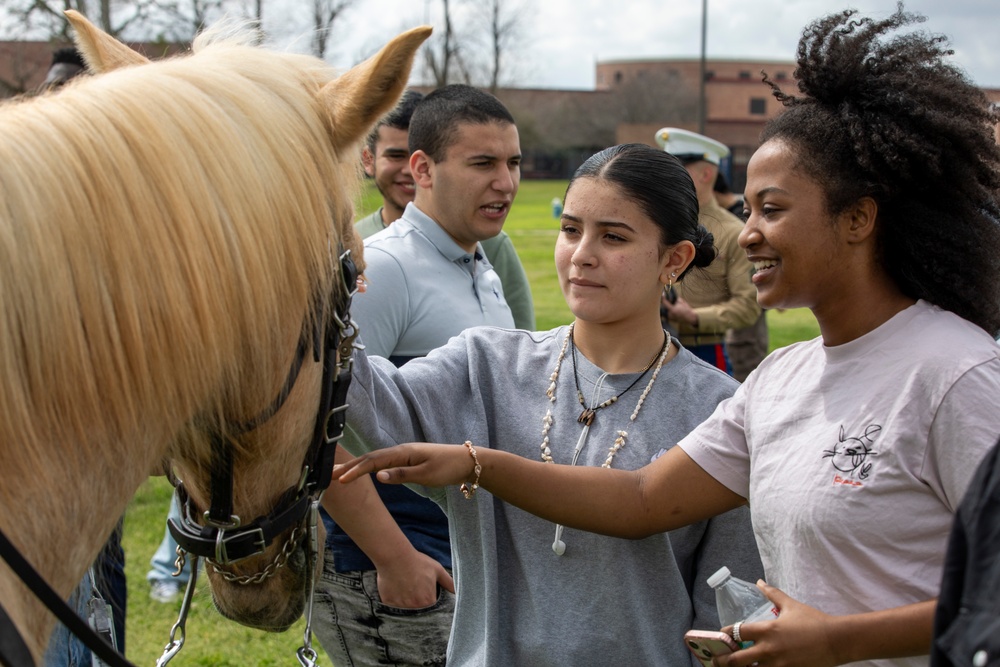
[654,127,731,166]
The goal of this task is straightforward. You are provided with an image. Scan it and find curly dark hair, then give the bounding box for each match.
[760,3,1000,334]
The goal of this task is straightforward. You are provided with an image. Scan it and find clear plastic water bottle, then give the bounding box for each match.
[707,566,779,647]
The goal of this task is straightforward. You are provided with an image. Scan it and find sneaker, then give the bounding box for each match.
[149,580,183,603]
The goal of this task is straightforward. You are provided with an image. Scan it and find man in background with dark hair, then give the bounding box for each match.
[355,89,534,329]
[40,46,86,90]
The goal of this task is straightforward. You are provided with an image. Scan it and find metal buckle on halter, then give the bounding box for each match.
[324,403,349,445]
[216,530,266,565]
[201,513,266,565]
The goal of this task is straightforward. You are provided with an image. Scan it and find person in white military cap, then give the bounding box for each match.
[655,127,760,374]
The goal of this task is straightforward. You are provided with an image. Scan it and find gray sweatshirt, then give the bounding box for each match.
[343,325,764,666]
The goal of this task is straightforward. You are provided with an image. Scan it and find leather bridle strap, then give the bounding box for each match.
[170,482,311,564]
[168,248,359,566]
[0,525,135,667]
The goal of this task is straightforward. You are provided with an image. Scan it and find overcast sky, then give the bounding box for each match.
[310,0,1000,89]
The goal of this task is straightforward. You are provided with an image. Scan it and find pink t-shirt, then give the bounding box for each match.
[680,301,1000,667]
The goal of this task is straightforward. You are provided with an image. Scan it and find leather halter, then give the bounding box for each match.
[168,248,359,569]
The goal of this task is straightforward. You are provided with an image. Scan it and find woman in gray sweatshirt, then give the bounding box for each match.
[334,143,763,666]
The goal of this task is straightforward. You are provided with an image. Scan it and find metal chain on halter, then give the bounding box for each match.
[171,545,186,577]
[209,526,303,585]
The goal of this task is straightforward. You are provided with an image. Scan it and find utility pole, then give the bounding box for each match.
[699,0,707,135]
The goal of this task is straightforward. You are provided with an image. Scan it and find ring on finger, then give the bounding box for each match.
[732,621,743,644]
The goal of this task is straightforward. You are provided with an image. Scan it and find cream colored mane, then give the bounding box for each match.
[0,12,430,660]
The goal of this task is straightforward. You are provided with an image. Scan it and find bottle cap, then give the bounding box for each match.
[706,566,731,589]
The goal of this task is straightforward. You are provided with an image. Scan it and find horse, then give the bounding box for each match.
[0,11,430,663]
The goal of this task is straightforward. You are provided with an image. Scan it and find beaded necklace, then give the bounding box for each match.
[540,322,671,469]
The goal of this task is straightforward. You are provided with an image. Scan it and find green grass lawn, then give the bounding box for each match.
[119,179,819,664]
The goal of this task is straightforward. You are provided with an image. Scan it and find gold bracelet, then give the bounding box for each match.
[459,441,481,499]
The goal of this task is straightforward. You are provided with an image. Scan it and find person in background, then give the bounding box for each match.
[332,7,1000,666]
[355,89,535,330]
[145,495,194,603]
[40,46,85,91]
[656,128,760,374]
[330,142,762,665]
[714,171,769,382]
[316,84,522,667]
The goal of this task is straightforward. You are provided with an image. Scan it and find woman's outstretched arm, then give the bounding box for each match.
[333,442,746,537]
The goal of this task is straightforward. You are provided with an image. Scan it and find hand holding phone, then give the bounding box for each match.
[684,629,739,667]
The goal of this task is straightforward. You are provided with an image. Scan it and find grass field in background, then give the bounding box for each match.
[119,180,819,665]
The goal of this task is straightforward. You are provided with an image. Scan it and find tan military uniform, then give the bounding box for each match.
[670,199,760,346]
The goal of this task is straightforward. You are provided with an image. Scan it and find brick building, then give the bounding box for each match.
[597,57,798,190]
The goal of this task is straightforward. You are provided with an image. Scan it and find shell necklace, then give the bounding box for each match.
[540,322,671,469]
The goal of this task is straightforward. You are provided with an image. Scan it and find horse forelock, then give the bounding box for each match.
[0,41,363,476]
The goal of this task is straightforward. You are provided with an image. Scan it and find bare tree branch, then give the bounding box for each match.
[309,0,356,59]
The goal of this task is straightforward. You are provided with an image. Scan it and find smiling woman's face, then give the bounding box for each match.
[739,139,848,313]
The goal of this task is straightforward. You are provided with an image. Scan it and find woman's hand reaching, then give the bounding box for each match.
[333,442,479,489]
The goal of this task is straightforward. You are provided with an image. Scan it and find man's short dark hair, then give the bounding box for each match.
[408,84,515,162]
[51,46,86,69]
[365,89,423,152]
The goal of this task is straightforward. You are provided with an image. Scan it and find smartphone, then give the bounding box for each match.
[684,629,739,666]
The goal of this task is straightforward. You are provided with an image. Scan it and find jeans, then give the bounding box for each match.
[43,579,92,667]
[312,548,453,667]
[44,524,126,667]
[147,493,194,584]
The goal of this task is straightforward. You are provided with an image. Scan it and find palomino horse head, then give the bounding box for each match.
[0,10,429,660]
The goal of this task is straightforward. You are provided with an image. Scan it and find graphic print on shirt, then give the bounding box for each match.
[823,424,881,486]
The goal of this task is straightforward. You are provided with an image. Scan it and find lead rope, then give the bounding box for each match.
[155,554,200,667]
[295,500,322,667]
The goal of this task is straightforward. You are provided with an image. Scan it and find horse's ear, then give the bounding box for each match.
[65,9,150,73]
[319,25,432,151]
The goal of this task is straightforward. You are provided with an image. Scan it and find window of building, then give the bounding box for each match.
[614,71,623,84]
[775,71,788,80]
[704,70,715,81]
[749,97,766,115]
[739,70,751,79]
